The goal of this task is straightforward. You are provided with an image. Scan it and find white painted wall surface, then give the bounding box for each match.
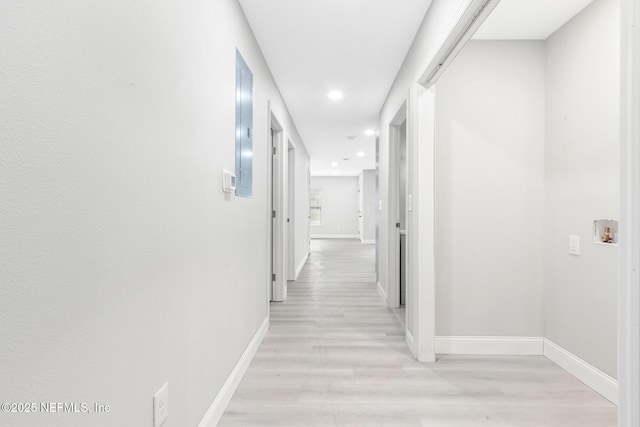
[434,41,546,337]
[362,170,377,242]
[294,145,311,273]
[310,176,359,237]
[543,0,620,378]
[0,1,306,425]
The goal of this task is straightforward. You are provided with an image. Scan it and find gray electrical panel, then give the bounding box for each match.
[235,49,253,197]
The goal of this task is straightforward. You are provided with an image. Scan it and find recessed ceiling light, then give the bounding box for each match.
[328,91,343,100]
[357,152,365,157]
[331,162,338,167]
[364,130,375,136]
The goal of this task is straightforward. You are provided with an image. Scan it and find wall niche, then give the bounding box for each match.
[593,219,619,246]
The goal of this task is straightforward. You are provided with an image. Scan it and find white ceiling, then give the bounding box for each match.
[238,0,431,176]
[472,0,594,40]
[239,0,596,177]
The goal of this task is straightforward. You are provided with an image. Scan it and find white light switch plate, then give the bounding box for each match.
[154,383,168,427]
[569,235,580,256]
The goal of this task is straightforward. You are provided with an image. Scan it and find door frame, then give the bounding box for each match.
[387,99,408,310]
[620,0,640,424]
[404,83,437,362]
[287,140,296,281]
[268,106,287,302]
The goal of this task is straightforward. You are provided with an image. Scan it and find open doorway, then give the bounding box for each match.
[398,121,407,308]
[388,102,408,313]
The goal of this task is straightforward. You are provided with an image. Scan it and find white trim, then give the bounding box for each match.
[620,0,640,423]
[411,85,437,363]
[267,106,284,308]
[310,234,359,239]
[198,317,269,427]
[377,281,388,305]
[294,252,309,280]
[405,328,416,355]
[361,239,375,244]
[417,0,500,86]
[286,141,296,281]
[435,336,544,356]
[270,113,287,303]
[415,0,469,83]
[543,338,618,405]
[434,336,619,405]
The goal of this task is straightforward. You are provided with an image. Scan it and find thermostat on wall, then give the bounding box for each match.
[222,170,236,193]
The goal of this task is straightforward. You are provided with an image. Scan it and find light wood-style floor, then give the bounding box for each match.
[220,239,617,426]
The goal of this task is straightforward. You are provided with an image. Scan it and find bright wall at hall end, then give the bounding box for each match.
[0,0,308,426]
[310,176,359,238]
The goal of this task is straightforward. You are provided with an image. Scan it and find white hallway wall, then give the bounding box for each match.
[0,0,307,426]
[544,0,620,378]
[434,40,546,337]
[310,176,359,238]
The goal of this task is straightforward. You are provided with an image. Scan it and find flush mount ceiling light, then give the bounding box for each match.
[357,152,365,157]
[328,90,344,100]
[364,130,375,136]
[331,162,338,167]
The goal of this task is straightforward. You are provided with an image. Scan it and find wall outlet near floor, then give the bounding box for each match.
[569,235,580,256]
[154,383,168,427]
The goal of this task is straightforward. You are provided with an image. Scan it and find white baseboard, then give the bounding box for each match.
[435,336,544,356]
[311,234,359,239]
[295,252,309,279]
[434,336,618,405]
[198,317,269,427]
[543,338,618,405]
[361,239,375,244]
[377,282,388,305]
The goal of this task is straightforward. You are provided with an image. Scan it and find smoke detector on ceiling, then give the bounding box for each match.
[345,136,357,141]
